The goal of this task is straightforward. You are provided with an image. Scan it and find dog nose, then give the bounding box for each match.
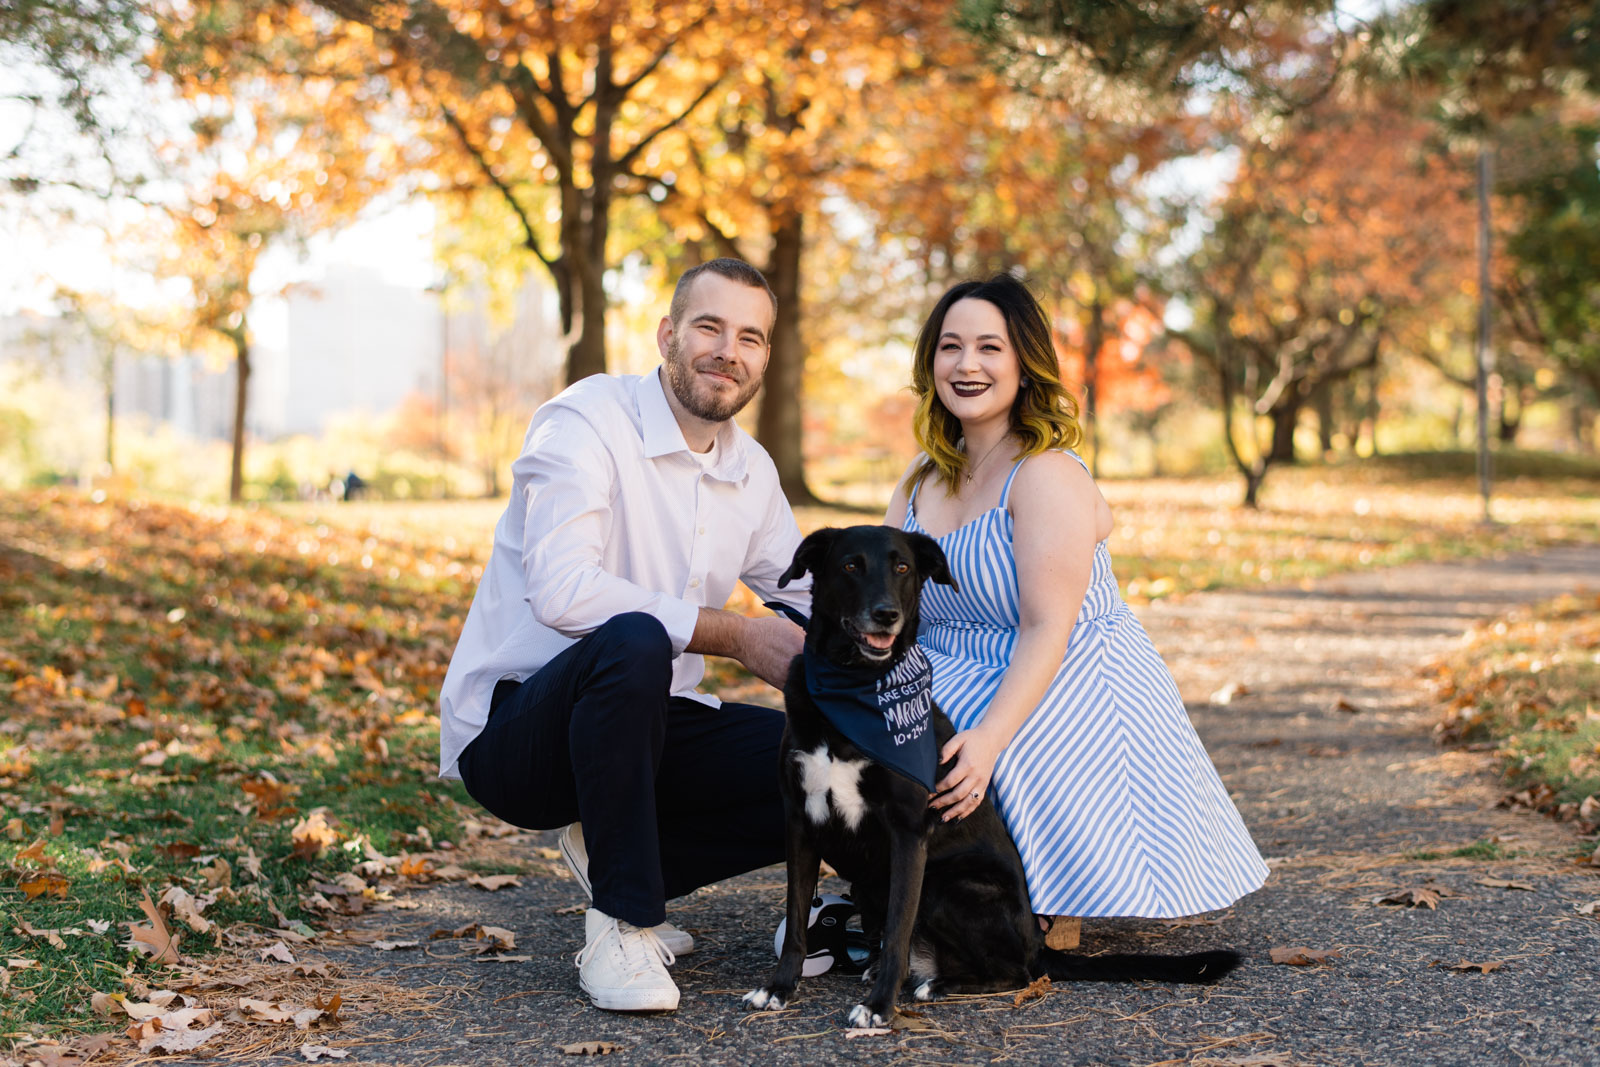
[871,606,901,628]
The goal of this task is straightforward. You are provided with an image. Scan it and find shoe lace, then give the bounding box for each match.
[576,915,676,978]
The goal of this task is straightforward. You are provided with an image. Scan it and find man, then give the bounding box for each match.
[438,258,810,1013]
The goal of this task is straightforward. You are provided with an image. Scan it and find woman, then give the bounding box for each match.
[885,274,1268,932]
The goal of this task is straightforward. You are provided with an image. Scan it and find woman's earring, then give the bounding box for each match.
[1020,376,1031,387]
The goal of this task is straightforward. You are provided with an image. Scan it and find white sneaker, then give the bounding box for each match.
[575,907,680,1012]
[558,823,695,956]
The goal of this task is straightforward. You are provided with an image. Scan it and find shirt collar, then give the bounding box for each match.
[636,368,749,483]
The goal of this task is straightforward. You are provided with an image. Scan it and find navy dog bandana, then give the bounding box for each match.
[802,643,938,791]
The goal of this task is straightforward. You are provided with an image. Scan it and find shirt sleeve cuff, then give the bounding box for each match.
[657,596,701,655]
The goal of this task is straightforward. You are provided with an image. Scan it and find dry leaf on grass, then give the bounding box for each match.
[291,811,339,860]
[1448,960,1504,973]
[844,1027,894,1039]
[160,886,213,934]
[19,872,70,899]
[125,890,181,964]
[15,921,67,950]
[468,874,522,891]
[7,958,38,970]
[16,839,52,866]
[301,1045,350,1062]
[1012,974,1052,1007]
[1269,946,1341,966]
[1474,878,1535,892]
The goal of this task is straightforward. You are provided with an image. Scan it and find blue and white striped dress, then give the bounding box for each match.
[908,451,1269,917]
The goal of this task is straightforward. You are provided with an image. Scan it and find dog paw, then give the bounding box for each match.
[913,979,936,1002]
[859,963,877,984]
[848,1003,889,1029]
[743,988,787,1011]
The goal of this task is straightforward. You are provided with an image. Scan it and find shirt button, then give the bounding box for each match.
[697,526,706,535]
[689,578,701,589]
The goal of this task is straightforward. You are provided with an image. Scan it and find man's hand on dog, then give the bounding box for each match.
[930,727,1003,821]
[737,615,805,689]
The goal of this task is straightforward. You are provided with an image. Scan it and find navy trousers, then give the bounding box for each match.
[456,612,787,928]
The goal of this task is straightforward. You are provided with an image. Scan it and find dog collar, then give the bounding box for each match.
[801,643,938,791]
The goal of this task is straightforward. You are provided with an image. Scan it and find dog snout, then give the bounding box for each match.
[870,605,902,630]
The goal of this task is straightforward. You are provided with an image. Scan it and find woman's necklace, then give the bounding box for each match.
[963,435,1011,485]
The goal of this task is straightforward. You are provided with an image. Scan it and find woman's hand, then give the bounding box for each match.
[929,727,1005,822]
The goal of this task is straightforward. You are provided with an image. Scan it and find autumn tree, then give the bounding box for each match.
[163,0,768,387]
[643,0,974,503]
[145,80,391,501]
[1167,88,1479,505]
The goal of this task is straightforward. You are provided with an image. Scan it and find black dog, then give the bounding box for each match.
[745,525,1240,1028]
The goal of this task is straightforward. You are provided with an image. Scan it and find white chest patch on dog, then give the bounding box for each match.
[794,745,869,830]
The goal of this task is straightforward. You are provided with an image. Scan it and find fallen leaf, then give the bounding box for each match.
[1210,682,1250,705]
[293,962,333,978]
[16,839,52,866]
[87,919,111,934]
[126,890,181,964]
[290,811,339,860]
[468,874,522,892]
[1473,878,1535,892]
[477,925,517,952]
[7,957,39,969]
[844,1027,894,1039]
[554,903,588,916]
[1448,959,1504,973]
[197,857,232,888]
[239,847,264,880]
[125,1007,222,1053]
[19,872,70,900]
[160,886,213,934]
[1331,697,1362,714]
[1269,946,1341,966]
[302,1046,350,1062]
[1375,887,1441,909]
[260,941,297,964]
[372,940,420,951]
[3,817,27,840]
[559,1041,620,1055]
[239,997,300,1023]
[155,841,201,860]
[1012,974,1051,1007]
[17,920,67,950]
[1576,900,1599,916]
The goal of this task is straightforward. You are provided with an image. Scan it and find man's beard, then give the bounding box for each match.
[664,335,763,423]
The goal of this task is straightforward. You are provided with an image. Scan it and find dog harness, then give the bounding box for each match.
[801,643,939,791]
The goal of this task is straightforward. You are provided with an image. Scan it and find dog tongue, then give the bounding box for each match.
[862,631,895,650]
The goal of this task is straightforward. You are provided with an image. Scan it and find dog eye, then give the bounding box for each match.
[895,562,909,574]
[843,562,858,573]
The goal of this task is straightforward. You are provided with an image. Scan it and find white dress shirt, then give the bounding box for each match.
[437,367,812,779]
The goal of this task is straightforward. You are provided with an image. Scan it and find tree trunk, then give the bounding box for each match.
[1242,469,1265,508]
[757,208,818,506]
[103,352,115,470]
[1313,383,1335,456]
[1365,362,1381,457]
[1498,385,1523,444]
[1083,295,1104,478]
[1268,394,1302,464]
[229,328,250,504]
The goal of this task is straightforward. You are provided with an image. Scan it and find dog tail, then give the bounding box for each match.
[1040,948,1241,985]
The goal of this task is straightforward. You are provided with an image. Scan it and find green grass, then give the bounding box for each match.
[1434,593,1600,814]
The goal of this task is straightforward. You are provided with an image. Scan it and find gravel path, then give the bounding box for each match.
[304,546,1600,1067]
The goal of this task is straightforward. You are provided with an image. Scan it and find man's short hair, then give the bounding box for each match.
[669,258,777,335]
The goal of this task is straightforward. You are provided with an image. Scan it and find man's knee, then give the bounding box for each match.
[591,612,672,665]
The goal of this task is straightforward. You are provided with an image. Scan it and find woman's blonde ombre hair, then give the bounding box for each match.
[907,273,1083,493]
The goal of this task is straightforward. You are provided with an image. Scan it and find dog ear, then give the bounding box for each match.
[905,531,958,590]
[778,527,840,588]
